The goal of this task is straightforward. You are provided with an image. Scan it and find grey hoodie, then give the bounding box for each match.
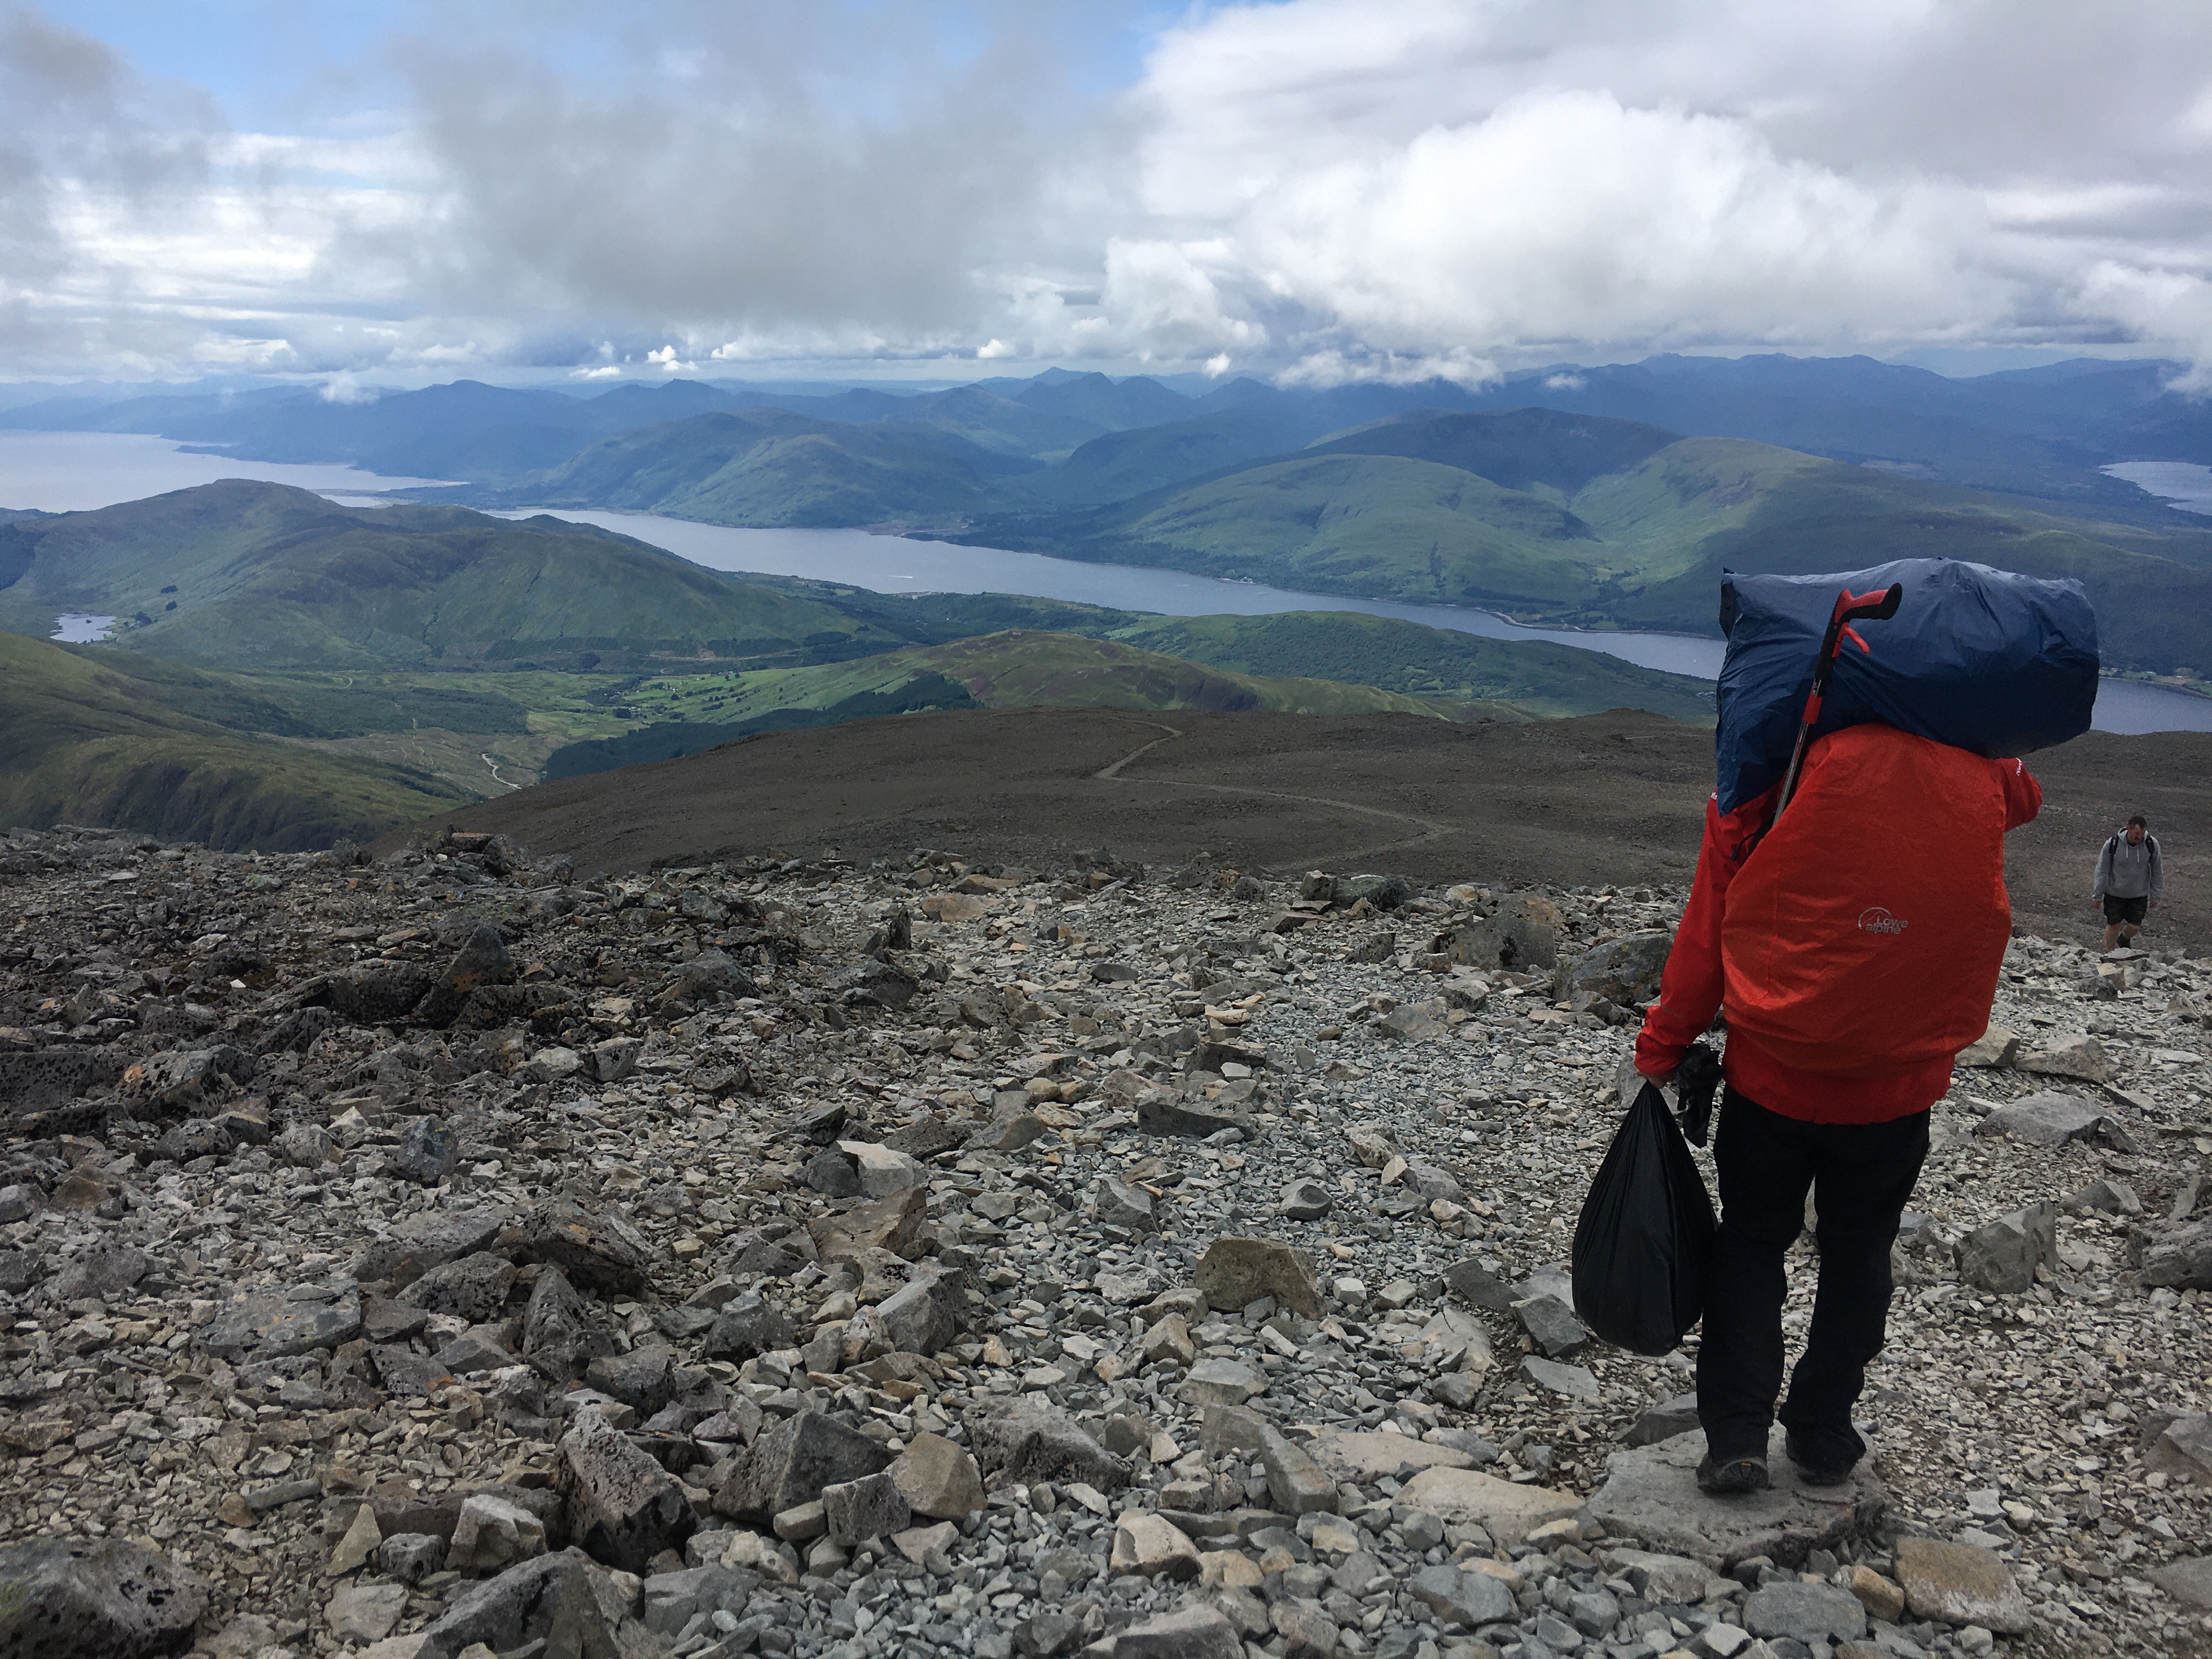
[2092,831,2164,901]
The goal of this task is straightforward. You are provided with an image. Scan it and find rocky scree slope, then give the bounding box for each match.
[0,827,2207,1659]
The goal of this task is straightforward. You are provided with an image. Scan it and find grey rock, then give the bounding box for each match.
[803,1148,863,1198]
[1018,1610,1084,1658]
[198,1286,362,1361]
[2062,1177,2143,1216]
[2132,1219,2212,1290]
[1585,1425,1886,1569]
[836,960,918,1009]
[715,1410,895,1521]
[2145,1413,2212,1486]
[1441,1256,1517,1313]
[965,1397,1130,1490]
[702,1294,797,1362]
[1192,1237,1323,1319]
[1096,1178,1159,1232]
[890,1432,985,1520]
[348,1207,505,1288]
[2151,1555,2212,1611]
[1407,1562,1516,1629]
[1451,894,1559,972]
[1958,1201,2058,1294]
[1624,1392,1701,1447]
[522,1265,616,1381]
[1278,1178,1332,1221]
[584,1346,676,1417]
[869,1262,965,1356]
[377,1532,445,1584]
[1520,1356,1600,1398]
[1893,1537,2034,1634]
[1136,1093,1255,1140]
[1103,1605,1244,1659]
[0,1185,36,1223]
[1972,1091,2113,1149]
[325,1581,409,1643]
[0,1538,208,1658]
[412,1547,661,1659]
[50,1243,151,1302]
[1257,1426,1337,1515]
[390,1114,460,1185]
[321,960,435,1026]
[642,1563,755,1636]
[1742,1581,1867,1644]
[398,1250,516,1323]
[1178,1357,1265,1408]
[412,923,516,1028]
[1514,1294,1589,1358]
[558,1407,696,1575]
[1556,930,1672,1005]
[821,1470,911,1545]
[433,1327,518,1377]
[275,1122,332,1169]
[513,1198,653,1295]
[1334,873,1410,910]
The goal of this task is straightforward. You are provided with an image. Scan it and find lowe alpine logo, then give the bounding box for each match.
[1858,907,1909,935]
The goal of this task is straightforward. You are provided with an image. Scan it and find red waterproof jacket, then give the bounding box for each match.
[1635,724,2042,1124]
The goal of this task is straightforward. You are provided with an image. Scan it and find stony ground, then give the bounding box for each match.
[0,821,2207,1659]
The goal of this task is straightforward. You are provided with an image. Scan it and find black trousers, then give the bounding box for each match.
[1697,1086,1930,1464]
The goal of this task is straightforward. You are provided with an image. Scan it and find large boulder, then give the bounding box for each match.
[413,1548,661,1659]
[1555,931,1671,1006]
[522,1265,617,1381]
[349,1208,505,1288]
[1958,1202,2058,1295]
[557,1408,696,1575]
[1584,1425,1886,1568]
[512,1200,653,1296]
[0,1538,207,1658]
[413,924,517,1028]
[965,1397,1130,1491]
[2131,1219,2212,1291]
[714,1411,894,1522]
[1451,895,1560,973]
[1191,1237,1322,1318]
[1893,1538,2034,1634]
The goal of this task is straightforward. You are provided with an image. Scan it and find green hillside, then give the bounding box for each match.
[0,479,898,668]
[539,629,1519,781]
[0,631,475,851]
[1114,611,1714,724]
[951,414,2212,672]
[523,410,1012,527]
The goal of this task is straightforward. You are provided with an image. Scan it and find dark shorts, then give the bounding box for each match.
[2104,894,2148,926]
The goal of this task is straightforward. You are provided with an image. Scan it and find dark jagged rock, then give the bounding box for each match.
[0,1537,208,1658]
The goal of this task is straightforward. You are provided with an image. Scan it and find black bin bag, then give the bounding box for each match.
[1571,1081,1718,1356]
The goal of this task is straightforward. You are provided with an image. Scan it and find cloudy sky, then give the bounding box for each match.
[9,0,2212,386]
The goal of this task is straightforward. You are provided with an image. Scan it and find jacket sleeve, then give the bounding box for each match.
[2000,759,2041,833]
[2092,834,2113,900]
[2149,838,2166,900]
[1634,795,1735,1078]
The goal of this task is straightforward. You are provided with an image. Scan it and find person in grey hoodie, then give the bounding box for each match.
[2093,815,2164,952]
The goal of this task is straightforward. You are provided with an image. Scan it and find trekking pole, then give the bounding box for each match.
[1770,583,1904,822]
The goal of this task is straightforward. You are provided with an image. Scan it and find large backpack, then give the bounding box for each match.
[1721,723,2012,1077]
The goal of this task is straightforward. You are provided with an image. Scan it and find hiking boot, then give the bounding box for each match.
[1695,1453,1769,1496]
[1785,1432,1857,1486]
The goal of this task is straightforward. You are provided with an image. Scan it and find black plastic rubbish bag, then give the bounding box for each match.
[1571,1081,1717,1356]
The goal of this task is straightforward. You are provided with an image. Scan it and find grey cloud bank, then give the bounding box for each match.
[8,1,2212,385]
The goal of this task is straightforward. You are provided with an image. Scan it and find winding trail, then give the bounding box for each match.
[1091,719,1455,873]
[480,753,523,792]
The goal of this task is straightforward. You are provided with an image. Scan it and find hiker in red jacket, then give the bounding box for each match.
[1635,725,2042,1494]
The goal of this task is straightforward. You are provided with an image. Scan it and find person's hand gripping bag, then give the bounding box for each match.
[1570,1081,1717,1356]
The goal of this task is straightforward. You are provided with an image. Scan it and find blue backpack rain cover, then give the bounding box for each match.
[1714,558,2099,814]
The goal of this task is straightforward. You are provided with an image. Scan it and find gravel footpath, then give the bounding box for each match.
[0,823,2206,1659]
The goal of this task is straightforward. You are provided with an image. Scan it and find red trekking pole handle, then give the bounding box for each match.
[1770,582,1904,822]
